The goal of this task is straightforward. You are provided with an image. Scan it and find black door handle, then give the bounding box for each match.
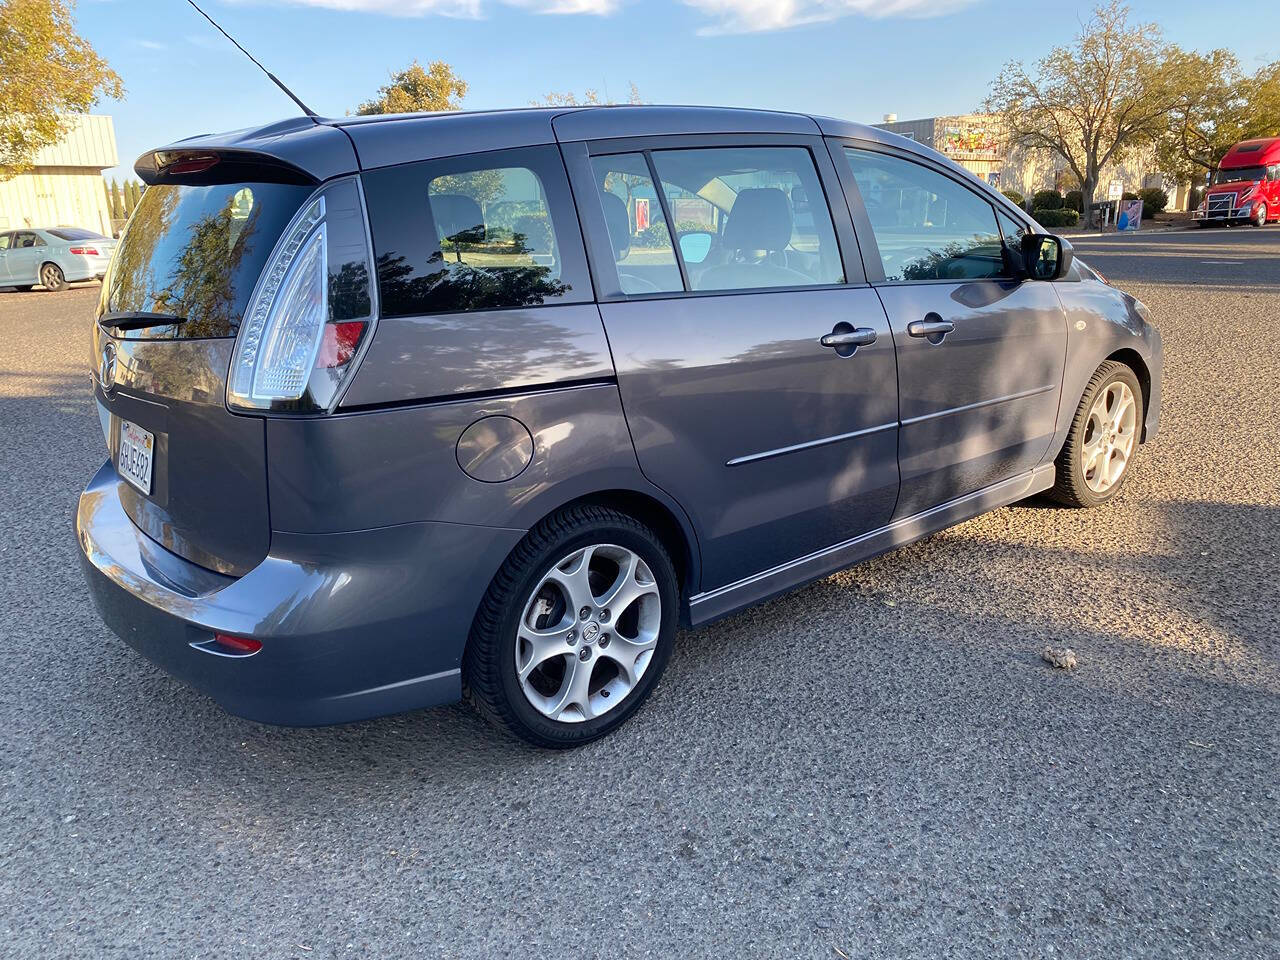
[907,315,955,344]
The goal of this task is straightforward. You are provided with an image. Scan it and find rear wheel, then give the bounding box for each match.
[1046,361,1143,508]
[463,505,678,748]
[39,263,66,292]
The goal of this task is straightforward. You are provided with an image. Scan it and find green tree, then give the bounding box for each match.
[532,82,642,107]
[0,0,124,180]
[356,59,466,115]
[109,179,124,220]
[130,180,142,209]
[123,180,137,216]
[1158,54,1280,181]
[984,2,1187,227]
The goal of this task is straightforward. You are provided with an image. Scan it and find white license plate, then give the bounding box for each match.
[118,419,154,494]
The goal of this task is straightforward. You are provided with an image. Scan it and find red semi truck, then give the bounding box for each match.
[1193,137,1280,227]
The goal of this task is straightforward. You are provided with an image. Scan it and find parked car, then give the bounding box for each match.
[0,227,117,291]
[76,107,1162,747]
[1193,136,1280,227]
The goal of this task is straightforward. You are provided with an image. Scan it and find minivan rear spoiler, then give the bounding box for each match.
[134,117,358,186]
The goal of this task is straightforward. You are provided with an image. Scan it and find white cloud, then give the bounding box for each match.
[684,0,983,34]
[228,0,616,16]
[226,0,969,28]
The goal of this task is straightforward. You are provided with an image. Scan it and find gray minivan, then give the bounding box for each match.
[77,106,1162,747]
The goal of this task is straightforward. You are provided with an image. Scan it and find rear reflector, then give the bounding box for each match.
[190,633,264,657]
[316,320,366,368]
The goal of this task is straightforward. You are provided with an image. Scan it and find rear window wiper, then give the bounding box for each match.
[99,311,188,331]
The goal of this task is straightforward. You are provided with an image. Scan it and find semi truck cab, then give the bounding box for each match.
[1194,137,1280,227]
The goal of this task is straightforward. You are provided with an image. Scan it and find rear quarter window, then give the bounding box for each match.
[361,145,591,318]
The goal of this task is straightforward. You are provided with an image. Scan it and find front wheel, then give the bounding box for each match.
[1046,361,1143,508]
[39,263,66,292]
[1254,204,1268,228]
[463,505,678,747]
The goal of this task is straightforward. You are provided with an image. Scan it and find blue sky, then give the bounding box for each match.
[80,0,1277,181]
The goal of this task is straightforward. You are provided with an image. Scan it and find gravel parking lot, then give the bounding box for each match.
[1,228,1277,959]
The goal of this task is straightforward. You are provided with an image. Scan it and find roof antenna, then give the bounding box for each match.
[185,0,318,119]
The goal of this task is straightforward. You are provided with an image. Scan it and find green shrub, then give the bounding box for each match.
[1189,186,1203,211]
[1064,190,1084,213]
[1033,208,1080,228]
[1032,190,1064,210]
[1139,187,1168,215]
[1001,189,1024,207]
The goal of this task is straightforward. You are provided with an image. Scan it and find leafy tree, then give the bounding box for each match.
[532,82,642,107]
[1158,52,1280,181]
[357,59,466,115]
[0,0,123,180]
[109,180,124,220]
[123,180,136,216]
[985,2,1187,227]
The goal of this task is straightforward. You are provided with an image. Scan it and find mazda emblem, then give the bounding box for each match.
[100,341,117,392]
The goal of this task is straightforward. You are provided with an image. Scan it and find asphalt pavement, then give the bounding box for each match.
[1,227,1276,959]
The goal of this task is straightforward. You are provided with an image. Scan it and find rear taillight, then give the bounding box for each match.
[227,180,374,413]
[68,246,100,256]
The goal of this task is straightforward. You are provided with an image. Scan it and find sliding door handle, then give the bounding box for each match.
[907,316,955,344]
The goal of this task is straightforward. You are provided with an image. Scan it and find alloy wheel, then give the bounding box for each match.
[40,264,64,291]
[1082,380,1137,494]
[515,543,661,723]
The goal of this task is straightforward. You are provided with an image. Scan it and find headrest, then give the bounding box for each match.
[600,191,631,261]
[431,194,484,245]
[723,188,793,253]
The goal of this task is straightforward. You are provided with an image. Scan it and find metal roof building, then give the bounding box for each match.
[0,115,118,235]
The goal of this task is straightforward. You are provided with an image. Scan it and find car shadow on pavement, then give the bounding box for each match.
[60,495,1277,809]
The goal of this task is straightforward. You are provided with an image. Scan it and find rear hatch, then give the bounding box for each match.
[93,178,316,575]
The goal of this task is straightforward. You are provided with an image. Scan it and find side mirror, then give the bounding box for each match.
[1020,233,1073,281]
[678,231,713,265]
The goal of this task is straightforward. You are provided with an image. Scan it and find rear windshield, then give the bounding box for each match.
[104,181,312,338]
[49,227,108,241]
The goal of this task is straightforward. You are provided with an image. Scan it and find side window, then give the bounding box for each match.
[15,232,37,249]
[649,146,845,292]
[362,146,586,317]
[590,153,683,295]
[1269,164,1280,181]
[997,210,1028,251]
[0,234,10,251]
[844,147,1006,283]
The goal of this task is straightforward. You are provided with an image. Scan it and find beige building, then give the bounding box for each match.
[874,112,1188,210]
[0,114,118,235]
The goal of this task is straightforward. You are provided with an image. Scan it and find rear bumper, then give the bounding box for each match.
[60,258,106,282]
[76,459,525,725]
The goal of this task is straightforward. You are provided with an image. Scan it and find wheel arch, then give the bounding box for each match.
[1104,347,1152,441]
[522,488,702,622]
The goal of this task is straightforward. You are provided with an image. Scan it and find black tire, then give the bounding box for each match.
[463,504,678,748]
[1046,360,1144,508]
[1254,205,1268,228]
[39,263,66,292]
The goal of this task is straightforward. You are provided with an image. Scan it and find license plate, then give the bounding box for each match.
[118,419,154,494]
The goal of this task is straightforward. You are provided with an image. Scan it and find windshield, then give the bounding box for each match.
[1214,166,1265,185]
[104,181,312,338]
[49,227,108,241]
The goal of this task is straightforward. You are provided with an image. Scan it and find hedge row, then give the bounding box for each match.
[1033,208,1080,228]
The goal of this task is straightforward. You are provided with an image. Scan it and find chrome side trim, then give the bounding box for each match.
[726,421,897,467]
[687,464,1056,626]
[900,383,1056,427]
